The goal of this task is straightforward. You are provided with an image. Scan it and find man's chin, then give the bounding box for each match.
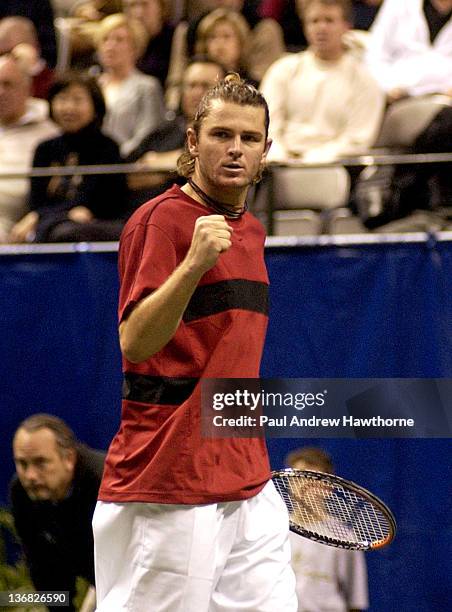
[26,488,51,501]
[217,175,252,190]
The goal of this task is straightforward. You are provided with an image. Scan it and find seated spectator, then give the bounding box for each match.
[0,0,57,68]
[286,446,369,611]
[126,56,225,210]
[166,0,285,109]
[366,0,452,101]
[95,13,165,157]
[260,0,385,163]
[0,54,58,243]
[122,0,174,88]
[10,413,105,612]
[260,0,381,45]
[65,0,122,67]
[0,17,54,99]
[194,9,256,84]
[10,74,128,243]
[356,104,452,231]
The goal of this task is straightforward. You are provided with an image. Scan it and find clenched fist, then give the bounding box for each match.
[186,215,233,274]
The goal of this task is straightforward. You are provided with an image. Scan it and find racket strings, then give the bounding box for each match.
[273,475,391,548]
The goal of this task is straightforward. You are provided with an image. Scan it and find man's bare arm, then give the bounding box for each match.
[120,215,232,363]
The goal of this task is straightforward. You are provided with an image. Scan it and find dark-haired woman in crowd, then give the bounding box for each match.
[10,74,128,243]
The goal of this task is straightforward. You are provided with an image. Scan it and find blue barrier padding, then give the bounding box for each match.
[1,239,451,611]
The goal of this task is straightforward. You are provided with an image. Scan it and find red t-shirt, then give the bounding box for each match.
[99,185,271,504]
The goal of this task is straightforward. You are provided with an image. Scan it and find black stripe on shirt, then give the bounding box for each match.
[183,279,269,323]
[122,373,198,405]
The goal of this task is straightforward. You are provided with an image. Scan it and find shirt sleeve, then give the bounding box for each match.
[338,549,369,610]
[120,78,166,157]
[260,57,294,161]
[118,220,177,322]
[301,68,385,162]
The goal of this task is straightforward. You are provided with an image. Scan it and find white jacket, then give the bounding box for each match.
[366,0,452,95]
[260,49,385,163]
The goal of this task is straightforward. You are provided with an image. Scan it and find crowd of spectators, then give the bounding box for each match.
[0,0,451,241]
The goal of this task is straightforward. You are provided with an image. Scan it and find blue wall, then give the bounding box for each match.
[1,238,451,611]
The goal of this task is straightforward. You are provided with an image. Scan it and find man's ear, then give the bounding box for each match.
[186,127,199,158]
[63,447,77,472]
[263,138,272,160]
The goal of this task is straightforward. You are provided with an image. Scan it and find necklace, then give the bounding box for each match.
[188,179,247,220]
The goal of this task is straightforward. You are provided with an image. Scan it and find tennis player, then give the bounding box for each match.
[93,74,297,611]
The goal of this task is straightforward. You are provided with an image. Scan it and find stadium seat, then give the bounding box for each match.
[375,95,452,149]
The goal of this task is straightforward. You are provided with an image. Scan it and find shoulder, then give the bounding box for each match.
[245,210,266,233]
[341,52,377,78]
[266,52,304,73]
[130,70,162,91]
[121,185,188,237]
[126,116,186,161]
[351,61,383,95]
[34,133,63,151]
[144,115,185,142]
[32,133,65,164]
[76,445,106,481]
[32,119,60,144]
[71,445,106,501]
[94,130,122,154]
[261,52,307,86]
[9,475,29,510]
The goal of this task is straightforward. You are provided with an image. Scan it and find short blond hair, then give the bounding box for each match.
[194,8,250,60]
[95,13,149,58]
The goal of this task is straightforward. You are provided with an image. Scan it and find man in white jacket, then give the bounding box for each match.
[366,0,452,101]
[260,0,385,164]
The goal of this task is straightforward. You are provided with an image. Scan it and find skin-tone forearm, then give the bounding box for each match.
[119,214,233,363]
[9,211,39,243]
[119,257,205,363]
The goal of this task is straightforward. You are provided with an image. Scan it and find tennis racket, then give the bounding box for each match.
[272,469,396,551]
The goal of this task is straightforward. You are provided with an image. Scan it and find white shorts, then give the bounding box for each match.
[93,480,297,612]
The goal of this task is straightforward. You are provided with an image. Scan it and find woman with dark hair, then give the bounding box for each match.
[11,73,128,243]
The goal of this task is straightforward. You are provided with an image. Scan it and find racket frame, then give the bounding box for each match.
[272,468,397,551]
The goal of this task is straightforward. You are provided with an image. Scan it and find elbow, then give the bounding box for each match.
[119,325,147,364]
[119,328,161,363]
[121,347,145,364]
[120,336,148,364]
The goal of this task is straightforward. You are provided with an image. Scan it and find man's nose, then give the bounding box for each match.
[23,465,39,480]
[228,136,243,156]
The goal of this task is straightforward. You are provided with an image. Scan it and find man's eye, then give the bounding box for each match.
[34,458,48,467]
